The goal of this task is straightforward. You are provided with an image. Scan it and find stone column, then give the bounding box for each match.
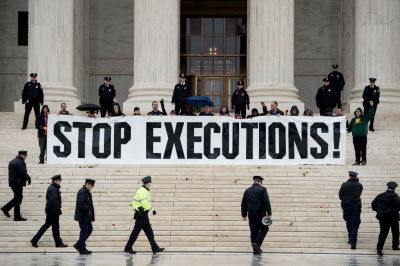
[15,0,83,112]
[349,0,400,112]
[247,0,303,113]
[124,0,179,113]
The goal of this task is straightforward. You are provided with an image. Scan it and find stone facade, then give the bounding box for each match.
[0,0,399,113]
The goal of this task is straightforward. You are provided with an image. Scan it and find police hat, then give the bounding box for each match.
[104,76,112,81]
[369,78,376,82]
[29,73,37,78]
[348,171,358,177]
[51,175,62,181]
[179,74,186,79]
[18,150,27,156]
[85,179,96,186]
[323,77,329,82]
[141,176,152,184]
[237,80,244,86]
[387,182,398,189]
[332,64,339,69]
[253,176,264,181]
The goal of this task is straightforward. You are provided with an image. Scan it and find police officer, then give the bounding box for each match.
[328,65,345,109]
[1,150,31,221]
[98,77,116,117]
[73,179,96,255]
[372,181,400,256]
[172,74,190,115]
[241,176,272,255]
[338,171,363,250]
[21,73,43,129]
[124,176,164,254]
[316,78,337,116]
[232,80,249,119]
[31,175,67,248]
[362,78,380,131]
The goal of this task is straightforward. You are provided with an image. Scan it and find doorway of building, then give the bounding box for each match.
[180,17,247,112]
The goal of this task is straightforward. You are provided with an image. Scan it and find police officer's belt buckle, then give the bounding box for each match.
[262,216,273,226]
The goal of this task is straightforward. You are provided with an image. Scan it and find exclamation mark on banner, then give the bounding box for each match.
[333,122,340,158]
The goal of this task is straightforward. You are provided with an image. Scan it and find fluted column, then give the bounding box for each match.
[124,0,179,113]
[349,0,400,112]
[247,0,302,112]
[15,0,83,112]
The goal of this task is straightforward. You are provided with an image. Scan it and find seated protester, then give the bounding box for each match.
[108,103,125,117]
[184,105,196,116]
[267,101,284,116]
[147,101,163,116]
[160,99,167,115]
[324,108,333,116]
[36,105,50,164]
[290,105,299,116]
[58,103,72,115]
[220,106,230,117]
[247,102,268,118]
[199,105,214,116]
[235,113,242,119]
[170,110,177,116]
[133,107,141,116]
[304,108,314,117]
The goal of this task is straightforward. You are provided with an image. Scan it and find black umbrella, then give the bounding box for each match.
[76,103,101,114]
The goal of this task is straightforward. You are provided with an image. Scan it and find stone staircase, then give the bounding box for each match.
[0,112,399,254]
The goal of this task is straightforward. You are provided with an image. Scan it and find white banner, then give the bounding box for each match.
[47,114,347,165]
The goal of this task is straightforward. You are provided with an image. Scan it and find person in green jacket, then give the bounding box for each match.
[124,176,164,254]
[348,101,375,166]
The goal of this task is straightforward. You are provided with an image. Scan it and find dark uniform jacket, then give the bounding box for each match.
[59,111,70,115]
[231,88,250,108]
[147,110,163,116]
[328,71,345,91]
[338,178,363,208]
[372,190,400,219]
[46,182,62,215]
[172,83,190,105]
[8,156,31,188]
[241,183,272,217]
[362,85,380,106]
[316,85,337,109]
[22,81,44,105]
[98,84,116,104]
[74,186,95,222]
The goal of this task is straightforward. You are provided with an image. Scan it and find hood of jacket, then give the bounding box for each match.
[354,107,363,117]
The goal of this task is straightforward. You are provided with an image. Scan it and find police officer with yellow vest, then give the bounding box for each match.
[124,176,164,254]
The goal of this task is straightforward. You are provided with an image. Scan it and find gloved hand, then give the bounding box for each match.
[247,105,250,110]
[57,209,62,215]
[152,210,157,215]
[28,179,31,185]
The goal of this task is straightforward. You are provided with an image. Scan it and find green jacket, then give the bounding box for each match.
[132,186,154,212]
[348,106,374,136]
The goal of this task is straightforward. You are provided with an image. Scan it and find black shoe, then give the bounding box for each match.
[253,251,261,255]
[38,161,44,164]
[352,161,360,166]
[21,127,26,130]
[252,243,262,254]
[377,249,383,256]
[73,244,82,253]
[14,217,27,221]
[369,128,375,132]
[79,249,92,255]
[31,239,38,248]
[1,207,10,218]
[153,248,164,254]
[124,249,137,254]
[361,161,366,166]
[347,240,350,244]
[393,247,399,251]
[56,243,68,248]
[351,245,356,250]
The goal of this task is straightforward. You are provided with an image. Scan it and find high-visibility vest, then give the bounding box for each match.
[132,186,154,212]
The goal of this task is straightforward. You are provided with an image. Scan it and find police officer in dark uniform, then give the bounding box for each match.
[21,73,43,129]
[316,77,337,116]
[241,176,272,255]
[1,151,31,221]
[98,77,116,117]
[73,179,96,255]
[31,175,67,248]
[362,78,380,131]
[232,80,250,119]
[172,74,190,115]
[338,171,363,249]
[328,65,345,109]
[372,181,400,256]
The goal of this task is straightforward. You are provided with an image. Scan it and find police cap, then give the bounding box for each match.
[323,77,329,82]
[141,176,152,184]
[179,74,186,79]
[104,77,112,81]
[51,175,62,181]
[18,150,27,156]
[332,64,339,69]
[369,78,377,82]
[237,80,244,86]
[348,171,358,177]
[387,182,398,189]
[253,176,264,181]
[29,73,37,78]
